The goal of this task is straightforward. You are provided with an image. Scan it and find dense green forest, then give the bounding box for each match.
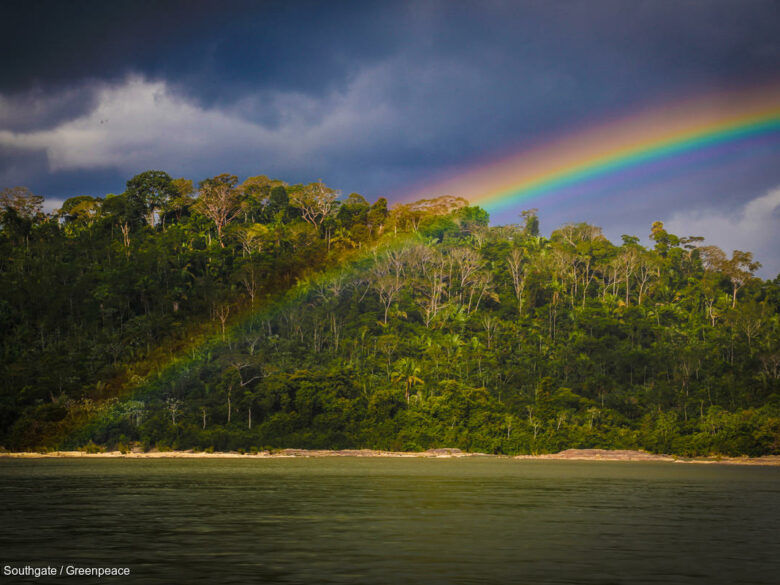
[1,171,779,456]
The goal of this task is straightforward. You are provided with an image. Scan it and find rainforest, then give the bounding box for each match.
[1,171,779,456]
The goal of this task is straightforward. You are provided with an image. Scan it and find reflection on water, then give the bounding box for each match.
[1,458,778,584]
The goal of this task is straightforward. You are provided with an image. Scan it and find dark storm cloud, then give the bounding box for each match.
[0,0,223,92]
[0,144,48,187]
[0,85,97,132]
[0,0,402,97]
[6,1,779,104]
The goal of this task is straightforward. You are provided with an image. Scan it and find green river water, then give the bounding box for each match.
[0,457,778,584]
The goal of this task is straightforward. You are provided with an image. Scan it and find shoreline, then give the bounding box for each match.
[1,448,779,466]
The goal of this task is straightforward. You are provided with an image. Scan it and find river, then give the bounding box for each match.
[1,457,778,584]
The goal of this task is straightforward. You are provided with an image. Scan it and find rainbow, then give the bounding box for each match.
[400,84,780,217]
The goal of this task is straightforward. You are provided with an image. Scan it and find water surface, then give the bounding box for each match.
[1,458,778,584]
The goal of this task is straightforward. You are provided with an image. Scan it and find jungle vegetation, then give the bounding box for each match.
[1,171,779,456]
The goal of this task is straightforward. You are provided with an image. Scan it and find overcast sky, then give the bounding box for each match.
[2,0,779,276]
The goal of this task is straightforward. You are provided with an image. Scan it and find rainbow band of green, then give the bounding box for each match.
[477,114,780,214]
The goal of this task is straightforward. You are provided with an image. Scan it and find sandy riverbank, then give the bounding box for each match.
[514,448,780,466]
[2,447,779,465]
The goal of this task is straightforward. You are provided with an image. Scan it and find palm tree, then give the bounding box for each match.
[391,357,424,404]
[441,333,463,359]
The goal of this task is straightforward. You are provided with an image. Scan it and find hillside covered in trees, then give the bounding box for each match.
[1,171,779,456]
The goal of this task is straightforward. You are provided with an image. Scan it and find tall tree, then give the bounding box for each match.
[289,180,339,229]
[701,246,761,308]
[125,170,177,227]
[0,186,44,219]
[195,174,242,247]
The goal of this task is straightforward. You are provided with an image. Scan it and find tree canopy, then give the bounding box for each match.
[0,171,778,457]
